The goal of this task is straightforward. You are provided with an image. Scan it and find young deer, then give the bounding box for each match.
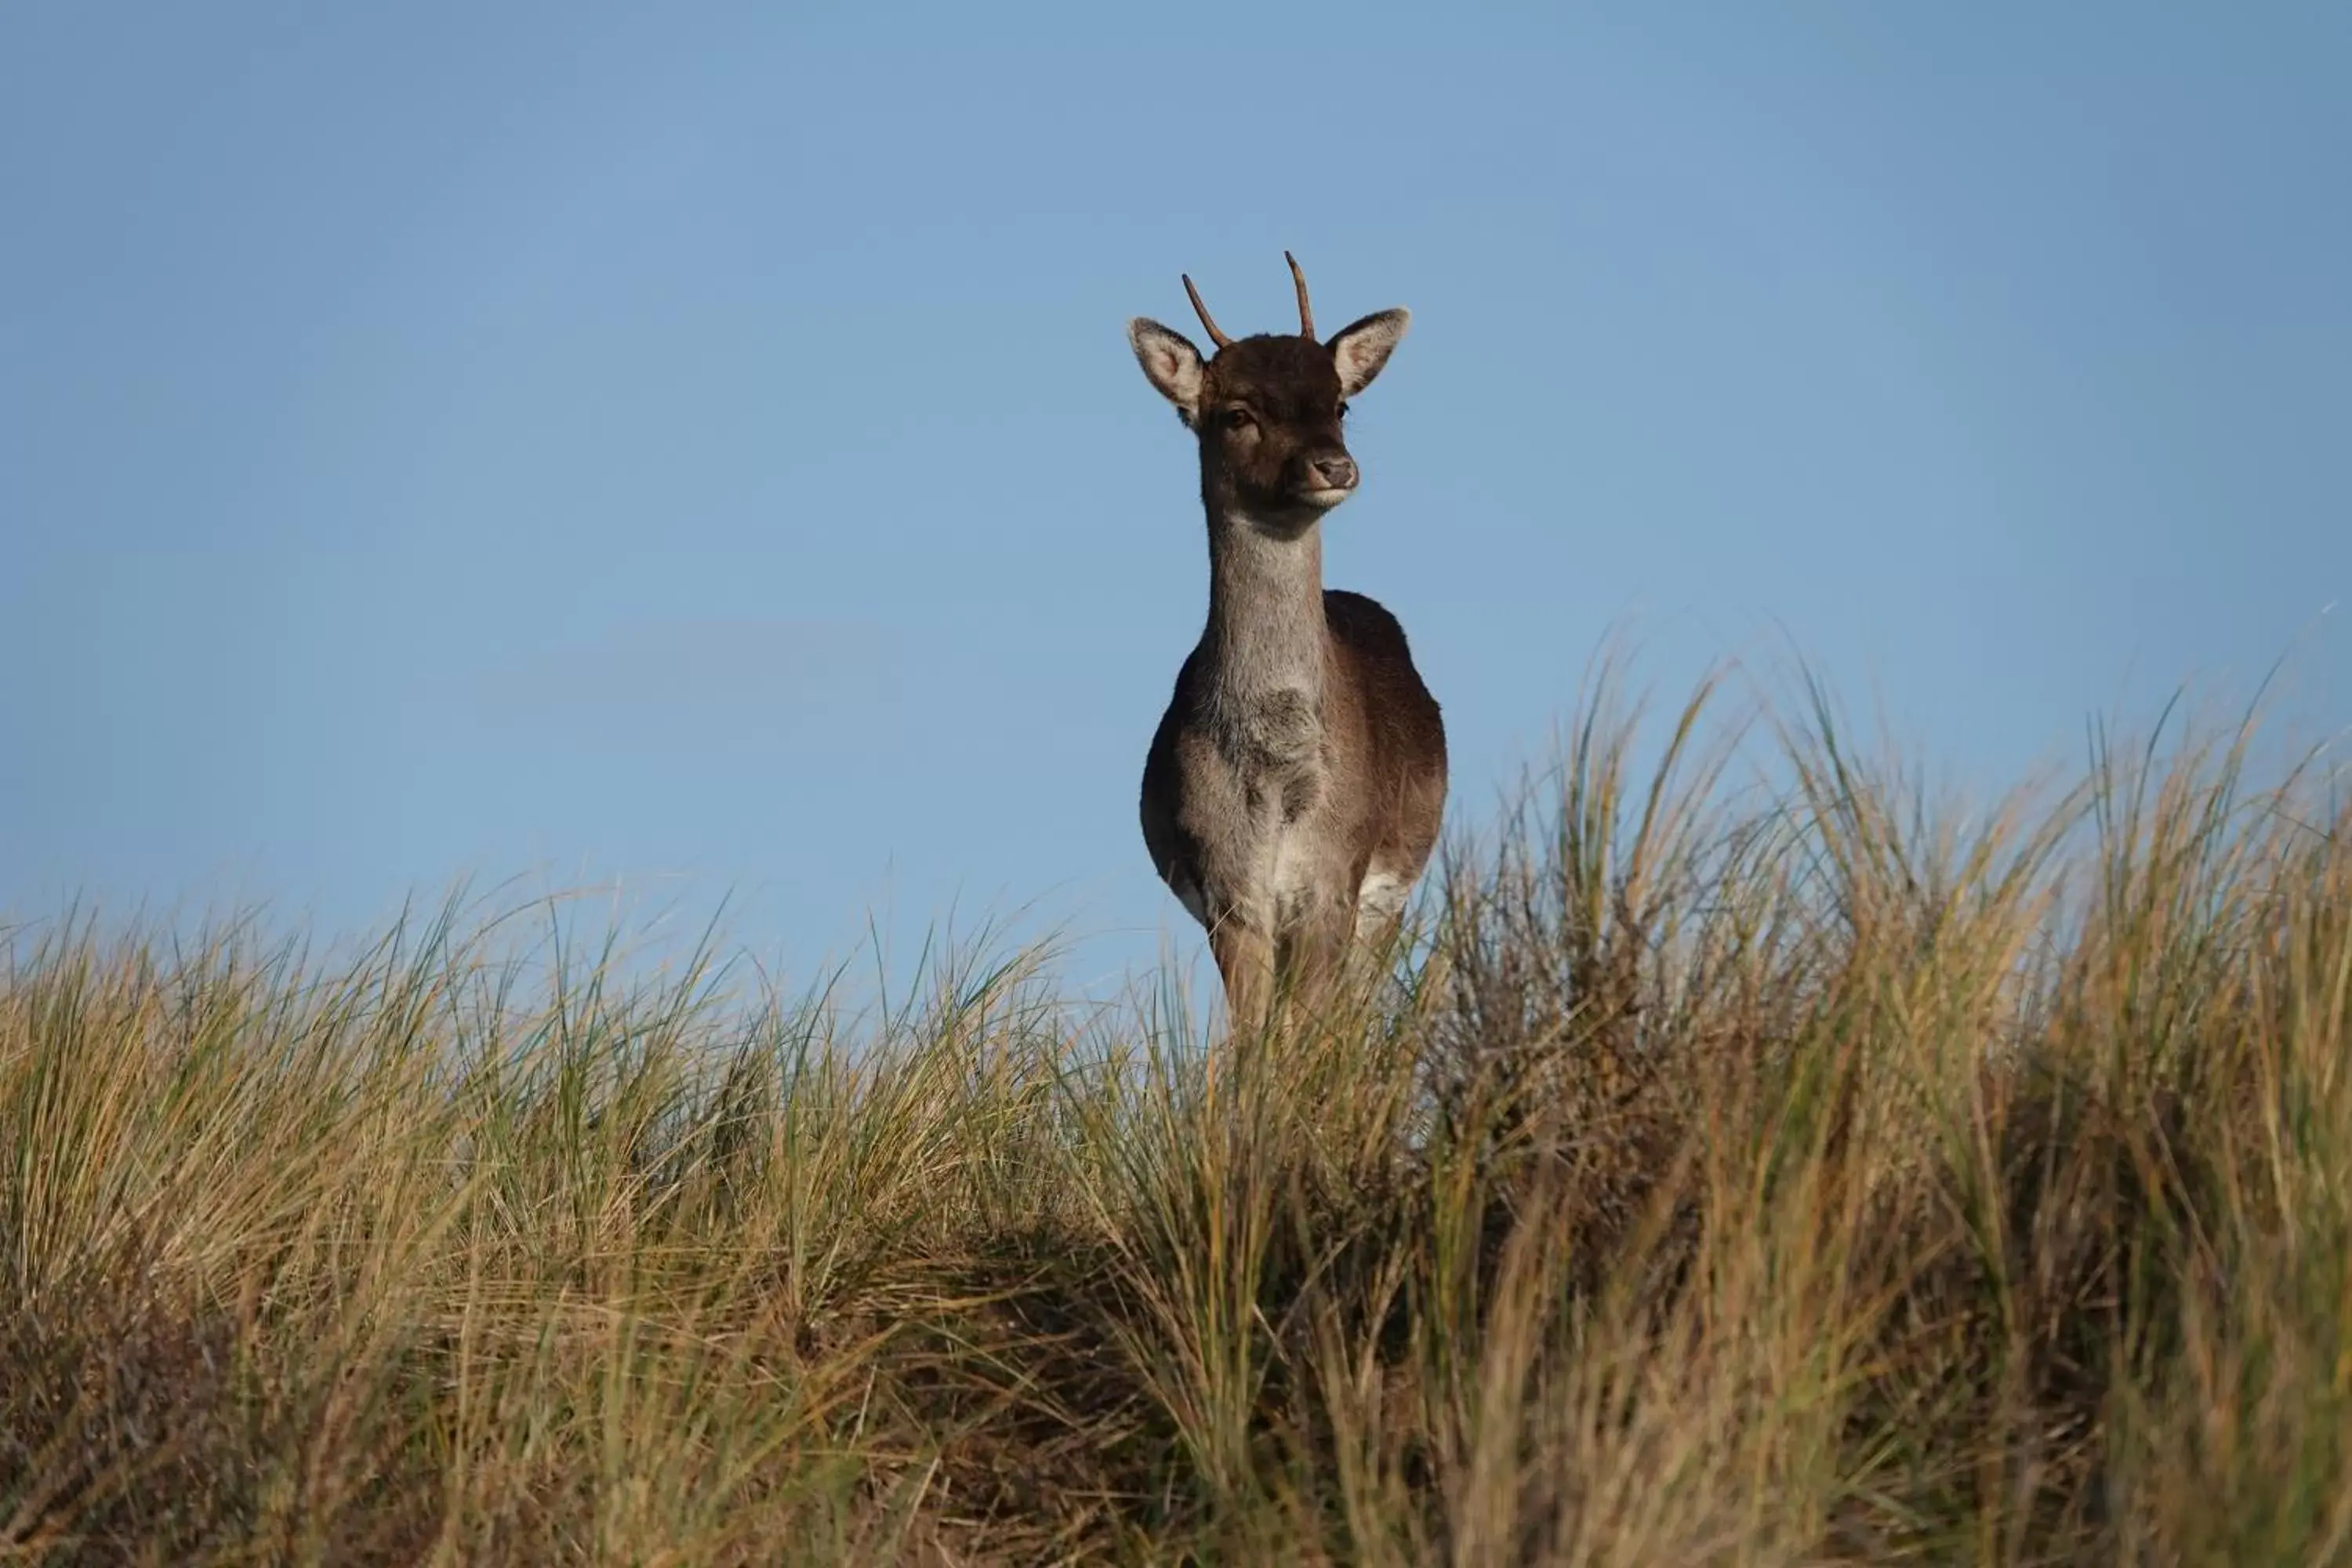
[1128,253,1447,1033]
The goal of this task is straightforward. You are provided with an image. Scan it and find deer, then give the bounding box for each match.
[1127,252,1448,1035]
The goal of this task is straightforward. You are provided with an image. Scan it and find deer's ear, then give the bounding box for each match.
[1328,308,1410,398]
[1128,318,1206,425]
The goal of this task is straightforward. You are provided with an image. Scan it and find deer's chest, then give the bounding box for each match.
[1226,687,1332,921]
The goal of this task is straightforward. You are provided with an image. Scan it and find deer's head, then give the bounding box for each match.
[1128,253,1410,533]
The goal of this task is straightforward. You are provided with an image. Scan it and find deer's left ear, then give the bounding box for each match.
[1328,308,1410,398]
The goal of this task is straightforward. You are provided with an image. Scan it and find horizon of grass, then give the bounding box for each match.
[4,662,2349,1564]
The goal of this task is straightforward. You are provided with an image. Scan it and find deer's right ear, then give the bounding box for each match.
[1128,318,1207,426]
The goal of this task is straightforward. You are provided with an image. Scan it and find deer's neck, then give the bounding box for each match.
[1202,505,1327,706]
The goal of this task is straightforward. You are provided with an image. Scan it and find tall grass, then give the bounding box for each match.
[4,671,2347,1564]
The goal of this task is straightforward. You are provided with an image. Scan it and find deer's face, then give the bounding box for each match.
[1196,338,1357,526]
[1128,256,1409,534]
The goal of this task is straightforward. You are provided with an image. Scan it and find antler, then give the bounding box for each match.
[1181,274,1233,348]
[1181,255,1316,346]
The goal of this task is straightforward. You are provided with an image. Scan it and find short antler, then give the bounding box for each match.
[1181,274,1234,349]
[1285,250,1314,339]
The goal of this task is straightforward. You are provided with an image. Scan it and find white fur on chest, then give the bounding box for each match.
[1353,869,1410,940]
[1168,825,1317,929]
[1174,817,1396,938]
[1217,677,1328,929]
[1265,821,1318,928]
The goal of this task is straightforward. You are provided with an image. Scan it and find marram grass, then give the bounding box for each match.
[4,673,2348,1565]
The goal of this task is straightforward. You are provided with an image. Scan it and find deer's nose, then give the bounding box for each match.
[1308,454,1357,491]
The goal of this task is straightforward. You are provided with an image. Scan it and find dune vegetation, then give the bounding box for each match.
[5,666,2348,1564]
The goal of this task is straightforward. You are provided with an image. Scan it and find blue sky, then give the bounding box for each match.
[5,3,2348,1000]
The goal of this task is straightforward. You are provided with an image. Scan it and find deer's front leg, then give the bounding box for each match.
[1208,912,1276,1040]
[1273,883,1359,1028]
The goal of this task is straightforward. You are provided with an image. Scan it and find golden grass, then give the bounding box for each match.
[4,669,2347,1564]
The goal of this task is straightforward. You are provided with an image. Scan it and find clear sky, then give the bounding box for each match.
[5,4,2348,1000]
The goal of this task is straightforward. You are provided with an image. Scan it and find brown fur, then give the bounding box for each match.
[1128,260,1448,1033]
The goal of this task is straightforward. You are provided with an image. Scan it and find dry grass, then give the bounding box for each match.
[5,669,2348,1564]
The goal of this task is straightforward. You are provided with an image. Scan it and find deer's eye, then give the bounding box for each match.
[1338,401,1352,419]
[1221,407,1254,432]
